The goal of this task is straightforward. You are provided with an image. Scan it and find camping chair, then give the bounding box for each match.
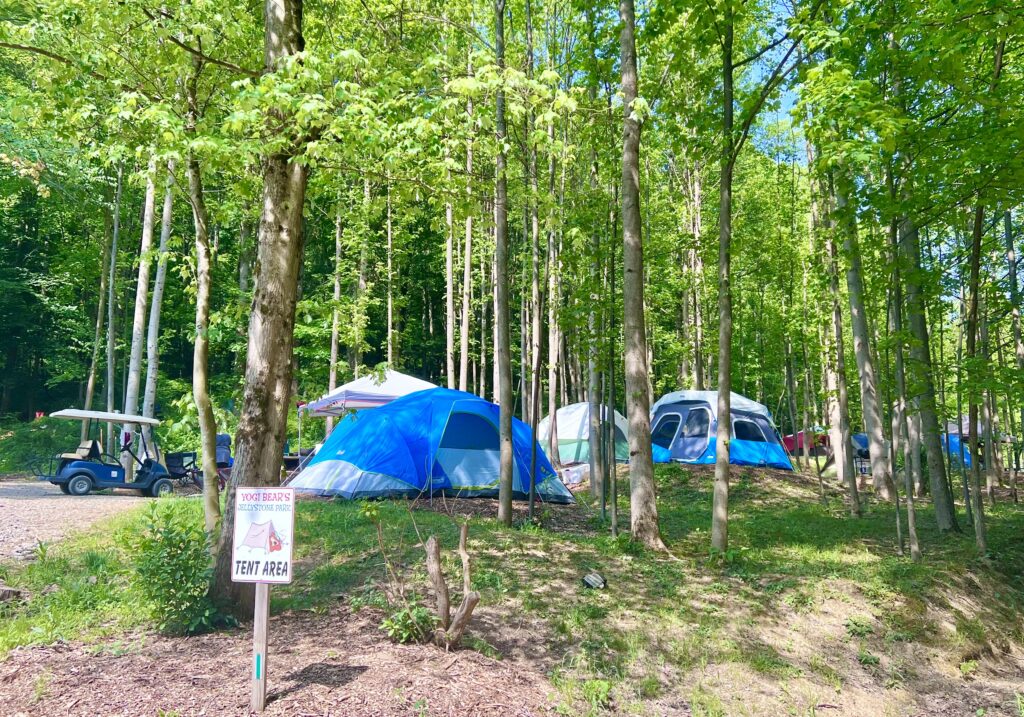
[165,451,200,486]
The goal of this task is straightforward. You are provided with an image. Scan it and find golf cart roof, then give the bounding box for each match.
[49,409,160,426]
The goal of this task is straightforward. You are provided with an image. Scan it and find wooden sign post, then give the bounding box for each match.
[231,487,295,714]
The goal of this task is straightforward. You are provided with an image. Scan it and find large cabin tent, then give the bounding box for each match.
[650,390,794,471]
[289,388,574,503]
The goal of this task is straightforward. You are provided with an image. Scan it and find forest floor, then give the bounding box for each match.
[1,465,1023,716]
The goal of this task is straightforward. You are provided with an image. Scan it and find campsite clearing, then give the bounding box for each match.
[0,479,147,562]
[1,465,1023,715]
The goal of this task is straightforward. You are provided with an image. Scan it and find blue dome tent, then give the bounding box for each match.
[289,388,574,504]
[650,390,794,471]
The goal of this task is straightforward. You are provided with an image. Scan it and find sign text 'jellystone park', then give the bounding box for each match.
[231,487,295,584]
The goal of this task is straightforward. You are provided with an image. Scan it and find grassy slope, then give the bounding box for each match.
[2,465,1023,716]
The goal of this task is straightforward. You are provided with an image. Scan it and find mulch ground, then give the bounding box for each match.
[0,605,557,717]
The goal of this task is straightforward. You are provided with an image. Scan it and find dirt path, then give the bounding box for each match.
[0,480,148,562]
[0,606,556,717]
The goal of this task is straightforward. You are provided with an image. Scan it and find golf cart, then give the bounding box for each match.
[34,409,173,497]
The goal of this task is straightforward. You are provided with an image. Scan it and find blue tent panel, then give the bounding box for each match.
[941,433,972,468]
[291,388,573,504]
[652,444,672,463]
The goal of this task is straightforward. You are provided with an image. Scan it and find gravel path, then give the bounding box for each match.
[0,480,149,562]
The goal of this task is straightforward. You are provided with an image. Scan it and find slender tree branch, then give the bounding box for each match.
[139,8,260,77]
[733,32,790,71]
[0,42,108,82]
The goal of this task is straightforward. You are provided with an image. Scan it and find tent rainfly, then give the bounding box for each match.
[301,369,436,417]
[289,388,574,503]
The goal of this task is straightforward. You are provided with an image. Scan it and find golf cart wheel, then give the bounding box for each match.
[58,483,71,494]
[67,474,92,496]
[150,478,173,498]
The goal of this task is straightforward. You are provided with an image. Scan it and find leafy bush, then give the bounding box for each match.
[132,502,228,634]
[0,417,79,473]
[380,601,437,644]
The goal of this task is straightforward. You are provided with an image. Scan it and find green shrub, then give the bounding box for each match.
[132,502,227,634]
[0,418,79,473]
[380,601,437,644]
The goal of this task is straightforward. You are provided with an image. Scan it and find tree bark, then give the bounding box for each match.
[899,213,957,530]
[966,204,988,552]
[213,0,309,611]
[327,203,342,436]
[712,11,734,552]
[458,67,474,392]
[123,157,159,459]
[620,0,663,550]
[891,264,922,561]
[1005,209,1024,495]
[105,164,123,455]
[825,219,859,516]
[141,160,176,452]
[835,169,894,500]
[386,178,396,364]
[494,0,514,525]
[445,146,456,389]
[84,195,112,439]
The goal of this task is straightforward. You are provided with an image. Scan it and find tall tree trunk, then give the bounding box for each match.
[180,57,222,534]
[980,305,997,505]
[712,12,734,552]
[105,165,124,455]
[83,197,112,439]
[494,0,514,525]
[547,126,562,466]
[351,180,370,377]
[835,169,894,499]
[141,160,176,451]
[620,0,663,549]
[785,336,800,467]
[899,212,956,529]
[445,148,456,389]
[213,0,309,611]
[123,157,159,452]
[891,265,922,561]
[386,178,395,364]
[1005,209,1024,496]
[966,204,988,551]
[187,153,221,535]
[824,208,860,516]
[458,71,474,392]
[327,204,343,435]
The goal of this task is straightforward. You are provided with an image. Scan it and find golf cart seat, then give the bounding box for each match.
[60,440,101,462]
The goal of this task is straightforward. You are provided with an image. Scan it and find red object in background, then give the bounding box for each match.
[34,411,45,420]
[783,430,829,453]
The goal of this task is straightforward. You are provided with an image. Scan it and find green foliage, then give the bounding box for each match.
[0,417,79,473]
[380,601,437,644]
[131,502,229,635]
[844,615,874,638]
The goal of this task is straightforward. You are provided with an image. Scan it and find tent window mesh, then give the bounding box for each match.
[733,419,767,442]
[682,409,710,439]
[652,415,681,449]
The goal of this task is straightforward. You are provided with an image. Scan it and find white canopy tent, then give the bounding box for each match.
[49,409,160,426]
[300,370,436,417]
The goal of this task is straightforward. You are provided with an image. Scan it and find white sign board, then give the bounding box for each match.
[231,487,295,584]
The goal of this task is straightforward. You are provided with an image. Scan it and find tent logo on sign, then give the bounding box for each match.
[231,488,295,585]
